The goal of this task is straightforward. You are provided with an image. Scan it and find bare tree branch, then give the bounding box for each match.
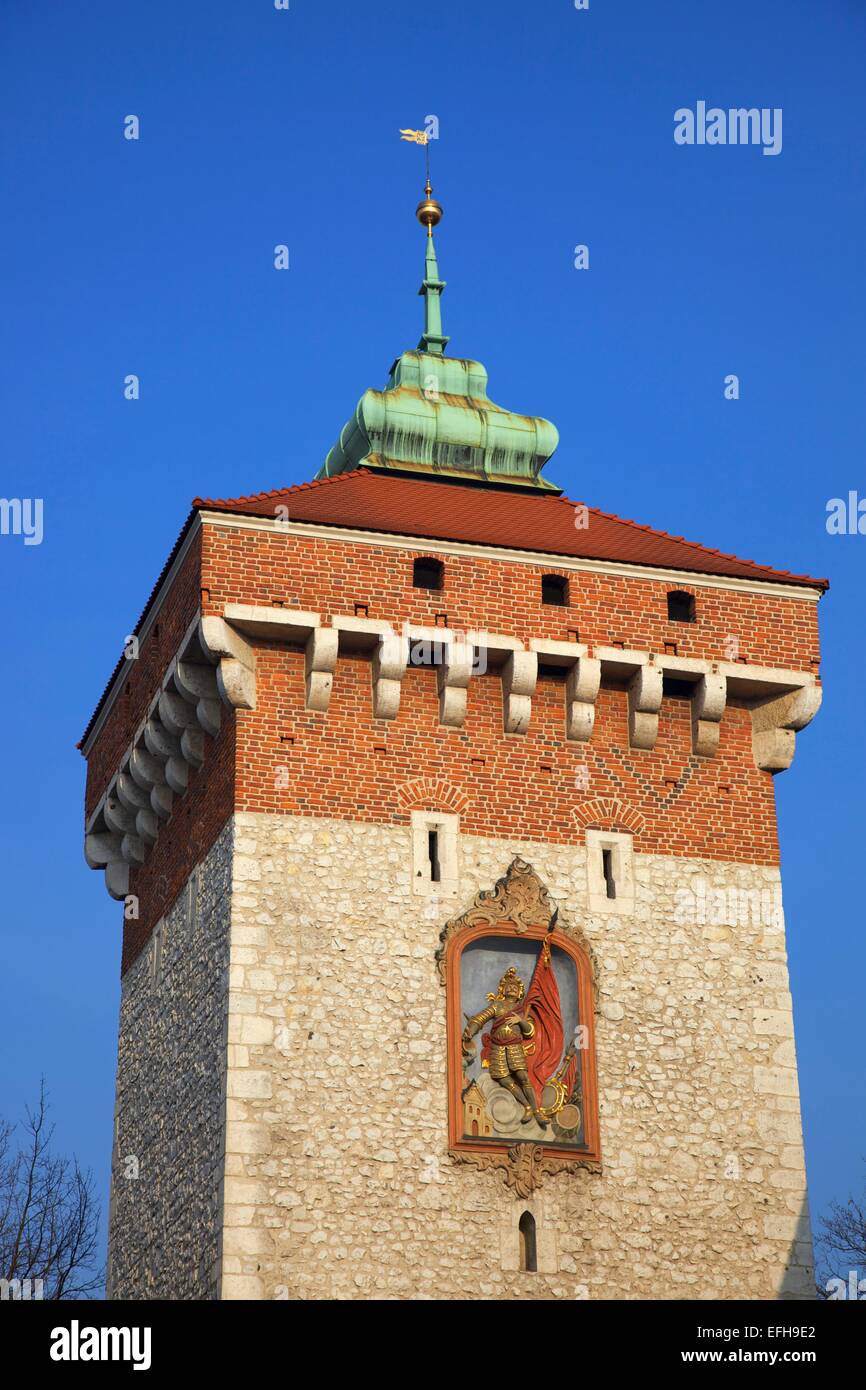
[815,1164,866,1296]
[0,1081,103,1299]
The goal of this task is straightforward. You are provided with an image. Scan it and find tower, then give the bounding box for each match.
[81,177,826,1301]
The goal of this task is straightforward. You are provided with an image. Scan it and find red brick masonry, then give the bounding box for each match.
[81,479,824,973]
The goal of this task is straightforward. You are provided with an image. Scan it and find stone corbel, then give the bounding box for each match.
[222,605,323,711]
[437,640,474,728]
[406,624,472,728]
[158,689,205,770]
[566,658,602,741]
[627,663,663,750]
[84,832,130,902]
[530,640,600,742]
[530,642,600,745]
[104,862,130,901]
[502,650,538,734]
[199,616,256,711]
[372,629,409,719]
[751,685,823,773]
[142,715,190,796]
[174,661,222,737]
[84,831,124,870]
[115,770,158,847]
[691,671,727,757]
[128,745,173,822]
[85,611,257,902]
[330,616,409,720]
[304,629,338,712]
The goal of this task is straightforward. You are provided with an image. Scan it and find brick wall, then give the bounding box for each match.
[84,533,203,820]
[201,522,821,672]
[83,514,821,975]
[232,647,779,862]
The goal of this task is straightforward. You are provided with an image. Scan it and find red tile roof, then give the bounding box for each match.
[196,468,828,591]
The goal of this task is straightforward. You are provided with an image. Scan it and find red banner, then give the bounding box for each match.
[525,939,565,1099]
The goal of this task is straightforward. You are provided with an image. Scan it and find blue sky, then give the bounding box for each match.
[1,0,864,1279]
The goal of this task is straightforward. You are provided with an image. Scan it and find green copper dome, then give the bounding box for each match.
[317,224,561,492]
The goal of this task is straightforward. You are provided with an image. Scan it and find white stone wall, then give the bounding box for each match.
[222,811,815,1301]
[107,821,232,1300]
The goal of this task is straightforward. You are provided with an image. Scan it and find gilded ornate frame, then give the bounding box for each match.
[437,858,602,1195]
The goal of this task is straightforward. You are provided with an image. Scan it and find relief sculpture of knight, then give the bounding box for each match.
[459,918,585,1146]
[462,967,549,1127]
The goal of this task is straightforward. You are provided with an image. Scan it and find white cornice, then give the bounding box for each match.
[198,511,824,603]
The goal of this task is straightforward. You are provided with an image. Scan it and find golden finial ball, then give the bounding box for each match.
[416,180,443,230]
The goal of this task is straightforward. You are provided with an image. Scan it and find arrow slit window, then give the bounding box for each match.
[412,810,458,897]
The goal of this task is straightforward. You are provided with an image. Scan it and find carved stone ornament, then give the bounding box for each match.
[449,1143,599,1199]
[435,856,597,993]
[439,858,602,1193]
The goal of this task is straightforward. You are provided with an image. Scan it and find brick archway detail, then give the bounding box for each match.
[573,797,645,836]
[396,777,472,815]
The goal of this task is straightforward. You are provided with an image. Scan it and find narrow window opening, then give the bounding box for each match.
[413,557,444,590]
[518,1211,538,1273]
[667,590,696,623]
[602,848,617,900]
[541,574,568,606]
[412,811,458,897]
[428,828,441,883]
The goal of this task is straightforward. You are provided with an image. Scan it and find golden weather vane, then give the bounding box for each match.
[399,125,441,235]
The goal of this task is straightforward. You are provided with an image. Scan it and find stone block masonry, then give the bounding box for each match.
[86,498,822,1301]
[216,811,813,1302]
[107,821,233,1300]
